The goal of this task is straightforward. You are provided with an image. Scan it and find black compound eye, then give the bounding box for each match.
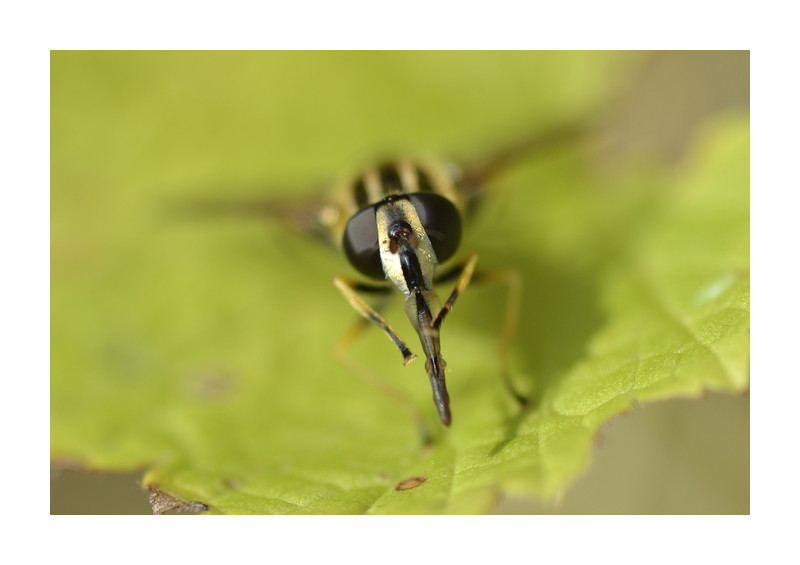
[407,193,462,263]
[342,205,385,279]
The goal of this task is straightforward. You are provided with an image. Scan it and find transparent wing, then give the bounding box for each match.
[455,115,609,206]
[164,186,337,245]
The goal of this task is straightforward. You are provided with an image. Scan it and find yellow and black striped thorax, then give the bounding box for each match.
[326,159,465,283]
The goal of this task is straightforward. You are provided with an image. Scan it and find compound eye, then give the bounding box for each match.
[407,193,462,263]
[342,205,385,280]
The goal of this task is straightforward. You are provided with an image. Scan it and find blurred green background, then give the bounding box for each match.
[51,51,749,514]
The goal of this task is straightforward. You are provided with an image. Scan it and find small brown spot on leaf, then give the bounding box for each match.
[147,487,209,515]
[394,476,427,491]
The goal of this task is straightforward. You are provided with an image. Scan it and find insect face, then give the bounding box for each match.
[342,192,462,282]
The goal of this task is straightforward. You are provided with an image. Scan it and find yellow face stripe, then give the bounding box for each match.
[376,197,437,295]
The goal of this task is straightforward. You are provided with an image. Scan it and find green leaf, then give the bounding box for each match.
[51,52,749,514]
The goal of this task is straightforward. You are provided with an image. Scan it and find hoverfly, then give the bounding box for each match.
[184,122,588,429]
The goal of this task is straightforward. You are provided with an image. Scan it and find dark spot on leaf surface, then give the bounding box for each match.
[394,476,427,491]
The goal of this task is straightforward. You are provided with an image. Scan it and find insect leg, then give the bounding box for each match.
[333,276,417,364]
[434,258,527,405]
[472,268,527,405]
[332,279,434,445]
[432,252,479,331]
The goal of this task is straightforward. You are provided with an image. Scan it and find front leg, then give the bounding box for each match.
[332,276,434,445]
[433,254,527,405]
[333,276,416,365]
[433,252,479,330]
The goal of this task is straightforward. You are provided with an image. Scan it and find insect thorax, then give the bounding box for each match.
[324,158,464,243]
